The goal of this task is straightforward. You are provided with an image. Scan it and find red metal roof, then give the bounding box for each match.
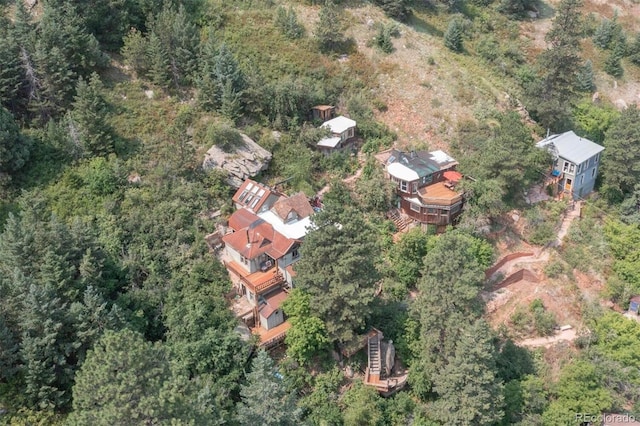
[232,179,277,213]
[228,208,260,231]
[443,170,463,182]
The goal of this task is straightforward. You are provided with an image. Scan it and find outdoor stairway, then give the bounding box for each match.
[388,209,411,232]
[368,333,382,375]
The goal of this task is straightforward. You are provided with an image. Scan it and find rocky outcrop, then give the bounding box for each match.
[202,133,272,188]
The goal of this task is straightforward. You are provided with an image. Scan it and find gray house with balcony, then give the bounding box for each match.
[536,131,604,200]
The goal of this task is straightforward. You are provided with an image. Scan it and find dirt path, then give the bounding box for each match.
[317,159,365,197]
[517,328,577,348]
[554,201,582,247]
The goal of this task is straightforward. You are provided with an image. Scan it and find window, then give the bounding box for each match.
[292,247,300,259]
[241,256,249,265]
[580,174,584,185]
[411,182,418,193]
[577,163,582,174]
[421,174,433,185]
[563,161,575,174]
[410,203,421,212]
[591,168,596,178]
[595,153,599,163]
[427,208,436,214]
[400,180,408,192]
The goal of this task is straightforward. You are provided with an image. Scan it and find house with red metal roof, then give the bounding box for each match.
[222,181,316,347]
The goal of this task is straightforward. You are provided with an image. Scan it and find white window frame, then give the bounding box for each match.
[400,180,408,192]
[410,202,421,212]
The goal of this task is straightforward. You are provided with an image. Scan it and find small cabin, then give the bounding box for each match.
[311,105,336,122]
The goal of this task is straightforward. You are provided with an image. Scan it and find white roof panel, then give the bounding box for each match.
[321,115,356,134]
[258,210,312,240]
[317,136,342,148]
[388,162,420,181]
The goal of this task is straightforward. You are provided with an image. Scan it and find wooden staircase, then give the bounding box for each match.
[387,209,411,232]
[368,332,382,376]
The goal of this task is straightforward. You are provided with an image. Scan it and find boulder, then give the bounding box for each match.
[202,133,272,188]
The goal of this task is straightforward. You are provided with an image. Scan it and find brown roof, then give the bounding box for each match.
[259,288,289,318]
[232,179,277,213]
[312,105,335,111]
[228,208,260,231]
[272,193,314,222]
[223,217,297,260]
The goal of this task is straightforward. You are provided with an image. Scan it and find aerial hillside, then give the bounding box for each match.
[1,0,640,424]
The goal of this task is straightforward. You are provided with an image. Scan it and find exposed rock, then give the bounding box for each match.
[344,365,354,379]
[144,90,154,99]
[25,0,37,9]
[615,98,628,110]
[526,11,538,19]
[127,172,141,184]
[511,213,520,223]
[592,91,600,103]
[202,133,272,188]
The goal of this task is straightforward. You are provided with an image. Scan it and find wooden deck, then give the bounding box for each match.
[225,260,285,295]
[252,321,291,348]
[418,181,463,206]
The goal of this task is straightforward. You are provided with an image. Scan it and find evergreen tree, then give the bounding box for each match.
[602,105,640,200]
[373,0,410,22]
[497,0,534,19]
[146,32,170,88]
[315,3,345,53]
[604,37,626,77]
[374,25,395,54]
[20,283,72,409]
[69,73,115,157]
[236,350,300,426]
[198,41,245,113]
[409,231,489,397]
[121,28,150,78]
[431,320,505,425]
[30,1,105,119]
[0,106,31,173]
[294,203,381,345]
[70,329,205,425]
[525,0,583,130]
[593,17,616,49]
[628,32,640,66]
[275,6,305,40]
[576,60,596,92]
[148,3,198,88]
[444,18,464,52]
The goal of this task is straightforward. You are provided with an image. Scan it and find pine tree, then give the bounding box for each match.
[576,60,596,92]
[409,231,488,398]
[315,3,345,53]
[148,3,198,88]
[20,283,72,409]
[122,28,150,78]
[0,106,31,173]
[70,329,186,424]
[444,19,464,52]
[146,32,170,88]
[431,320,505,425]
[294,203,380,345]
[525,0,584,130]
[275,6,304,40]
[69,73,115,157]
[236,351,300,426]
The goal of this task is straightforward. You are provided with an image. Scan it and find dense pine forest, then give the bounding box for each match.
[1,0,640,425]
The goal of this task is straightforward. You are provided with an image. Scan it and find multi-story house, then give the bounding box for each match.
[381,149,464,229]
[222,180,315,346]
[536,131,604,199]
